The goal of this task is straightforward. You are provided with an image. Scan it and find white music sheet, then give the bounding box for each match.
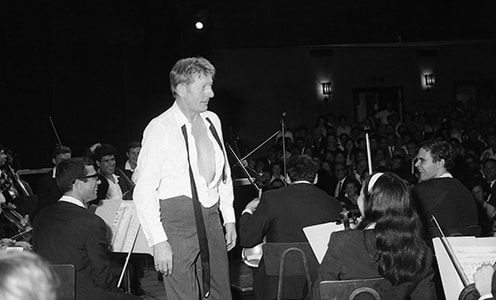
[95,199,152,255]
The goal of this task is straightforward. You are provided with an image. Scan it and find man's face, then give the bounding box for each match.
[483,161,496,182]
[53,153,71,166]
[79,166,100,202]
[415,148,443,182]
[471,185,486,202]
[178,75,214,114]
[335,164,346,181]
[98,155,116,176]
[127,147,141,168]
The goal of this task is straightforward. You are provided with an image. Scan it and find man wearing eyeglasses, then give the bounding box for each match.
[33,157,141,300]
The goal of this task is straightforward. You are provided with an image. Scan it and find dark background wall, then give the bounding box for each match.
[1,0,495,168]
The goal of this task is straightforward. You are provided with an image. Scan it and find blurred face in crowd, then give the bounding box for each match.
[335,164,346,181]
[415,148,445,182]
[471,185,487,203]
[345,182,359,199]
[127,146,141,169]
[484,160,496,182]
[0,149,6,167]
[98,155,116,177]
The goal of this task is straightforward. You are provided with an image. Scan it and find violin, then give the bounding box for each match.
[1,203,33,242]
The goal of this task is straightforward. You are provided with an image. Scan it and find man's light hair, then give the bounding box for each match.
[169,57,215,97]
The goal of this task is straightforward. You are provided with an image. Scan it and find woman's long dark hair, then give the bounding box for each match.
[358,172,428,285]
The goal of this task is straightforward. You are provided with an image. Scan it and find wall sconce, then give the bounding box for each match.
[424,73,435,88]
[322,81,333,102]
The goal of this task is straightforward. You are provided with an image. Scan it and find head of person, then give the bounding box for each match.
[470,178,490,203]
[358,172,427,285]
[0,145,7,167]
[169,57,215,115]
[51,145,71,167]
[344,179,361,199]
[56,157,100,204]
[0,251,57,300]
[93,144,117,177]
[126,141,141,170]
[483,158,496,182]
[334,163,347,181]
[287,155,318,183]
[271,161,283,177]
[415,139,453,182]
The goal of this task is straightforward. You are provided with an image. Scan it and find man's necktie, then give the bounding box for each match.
[181,125,211,298]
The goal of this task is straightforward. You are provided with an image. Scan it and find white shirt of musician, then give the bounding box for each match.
[105,174,123,200]
[58,195,85,208]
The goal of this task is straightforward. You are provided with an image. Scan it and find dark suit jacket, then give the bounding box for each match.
[36,170,62,216]
[33,201,136,300]
[240,183,342,300]
[412,177,479,238]
[314,230,436,300]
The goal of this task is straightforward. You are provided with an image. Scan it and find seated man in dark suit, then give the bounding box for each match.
[36,145,71,216]
[412,139,479,238]
[239,155,342,300]
[33,157,140,300]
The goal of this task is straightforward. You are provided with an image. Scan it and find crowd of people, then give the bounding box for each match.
[0,55,496,300]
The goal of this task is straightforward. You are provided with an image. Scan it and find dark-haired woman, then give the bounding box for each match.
[313,172,436,299]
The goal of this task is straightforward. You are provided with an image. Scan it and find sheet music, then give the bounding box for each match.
[95,199,152,255]
[453,246,496,284]
[110,201,141,252]
[303,222,345,263]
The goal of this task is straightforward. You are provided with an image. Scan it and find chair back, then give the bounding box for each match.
[263,242,318,300]
[50,264,76,300]
[319,278,394,300]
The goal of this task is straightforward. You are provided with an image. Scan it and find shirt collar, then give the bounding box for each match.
[58,195,86,208]
[172,101,208,128]
[438,172,453,178]
[292,180,312,185]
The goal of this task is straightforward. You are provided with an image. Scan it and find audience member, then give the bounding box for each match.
[314,172,436,300]
[483,159,496,206]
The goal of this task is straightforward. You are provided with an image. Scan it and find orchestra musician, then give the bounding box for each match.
[33,157,140,300]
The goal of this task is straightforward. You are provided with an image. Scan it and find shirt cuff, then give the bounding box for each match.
[479,293,494,300]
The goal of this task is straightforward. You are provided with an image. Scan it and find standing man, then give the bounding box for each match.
[412,139,479,238]
[133,57,236,299]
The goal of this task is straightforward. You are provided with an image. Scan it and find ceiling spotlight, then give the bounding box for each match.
[195,21,204,30]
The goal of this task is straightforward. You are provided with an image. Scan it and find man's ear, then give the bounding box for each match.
[96,160,101,168]
[313,173,318,184]
[52,158,56,166]
[436,158,446,169]
[176,83,187,97]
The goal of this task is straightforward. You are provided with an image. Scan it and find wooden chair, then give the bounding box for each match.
[262,242,319,300]
[319,278,394,300]
[50,264,76,300]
